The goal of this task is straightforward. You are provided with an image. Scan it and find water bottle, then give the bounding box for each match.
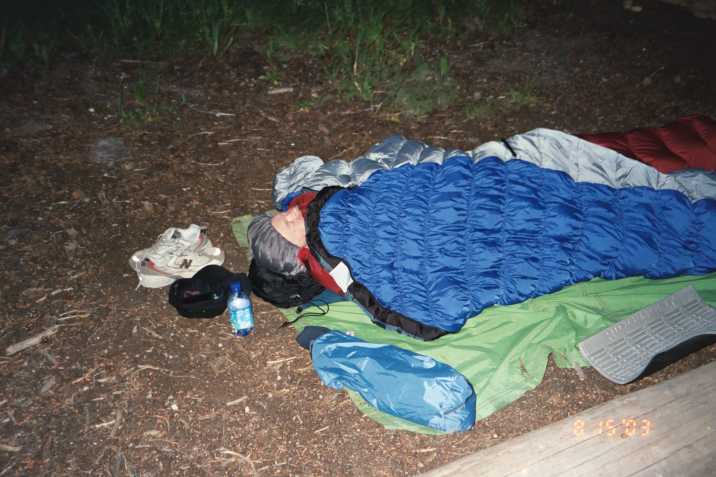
[227,281,254,336]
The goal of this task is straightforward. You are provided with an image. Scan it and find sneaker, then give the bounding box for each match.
[129,224,225,288]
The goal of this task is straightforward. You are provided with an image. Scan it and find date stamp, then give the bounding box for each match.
[573,418,652,438]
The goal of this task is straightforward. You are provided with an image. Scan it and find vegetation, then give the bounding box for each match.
[117,68,182,125]
[506,80,540,109]
[3,0,523,116]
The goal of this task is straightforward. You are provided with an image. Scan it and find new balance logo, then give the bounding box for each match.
[179,259,193,269]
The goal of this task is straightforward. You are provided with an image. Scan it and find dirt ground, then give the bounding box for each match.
[1,1,716,476]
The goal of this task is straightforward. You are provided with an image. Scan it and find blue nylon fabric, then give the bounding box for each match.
[311,331,476,433]
[318,155,716,333]
[278,190,304,211]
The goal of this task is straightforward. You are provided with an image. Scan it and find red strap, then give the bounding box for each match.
[297,247,343,295]
[288,191,318,217]
[288,191,343,294]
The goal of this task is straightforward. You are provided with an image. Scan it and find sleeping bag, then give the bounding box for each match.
[305,153,716,340]
[273,127,716,212]
[578,115,716,173]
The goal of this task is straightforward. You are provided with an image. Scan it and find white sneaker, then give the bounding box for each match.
[129,224,225,288]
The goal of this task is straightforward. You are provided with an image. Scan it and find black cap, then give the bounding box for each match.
[168,265,251,319]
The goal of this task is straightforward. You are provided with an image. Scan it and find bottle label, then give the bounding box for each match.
[229,301,254,336]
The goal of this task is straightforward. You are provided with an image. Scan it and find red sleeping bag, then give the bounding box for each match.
[579,115,716,173]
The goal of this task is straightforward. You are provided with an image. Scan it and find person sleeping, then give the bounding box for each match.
[247,131,716,340]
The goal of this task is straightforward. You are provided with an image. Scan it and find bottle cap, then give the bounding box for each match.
[229,281,242,294]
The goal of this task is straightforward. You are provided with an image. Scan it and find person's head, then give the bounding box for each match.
[247,207,325,307]
[270,206,306,248]
[247,207,307,277]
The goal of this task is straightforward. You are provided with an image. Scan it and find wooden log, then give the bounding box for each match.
[6,326,59,356]
[420,361,716,477]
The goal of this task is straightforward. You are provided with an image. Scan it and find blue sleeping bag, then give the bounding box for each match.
[306,155,716,340]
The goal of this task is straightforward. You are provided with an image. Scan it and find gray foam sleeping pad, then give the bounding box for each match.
[578,286,716,384]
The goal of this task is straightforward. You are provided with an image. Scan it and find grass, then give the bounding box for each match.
[295,93,330,112]
[392,58,458,117]
[463,79,541,122]
[3,1,524,116]
[506,81,540,108]
[474,0,523,34]
[1,19,58,71]
[116,67,181,126]
[464,102,500,121]
[259,66,283,86]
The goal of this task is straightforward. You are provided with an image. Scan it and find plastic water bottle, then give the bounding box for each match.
[227,281,254,336]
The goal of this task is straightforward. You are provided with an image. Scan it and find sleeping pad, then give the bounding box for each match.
[306,155,716,340]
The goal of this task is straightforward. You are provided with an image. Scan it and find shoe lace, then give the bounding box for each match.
[151,232,193,257]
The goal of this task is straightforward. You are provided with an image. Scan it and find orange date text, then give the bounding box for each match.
[573,418,652,438]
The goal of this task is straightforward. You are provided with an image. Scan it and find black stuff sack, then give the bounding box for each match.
[248,258,324,309]
[169,265,250,319]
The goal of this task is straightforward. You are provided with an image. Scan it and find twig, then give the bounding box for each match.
[72,365,102,384]
[256,110,279,123]
[21,287,49,297]
[60,309,89,317]
[0,464,15,477]
[215,448,259,474]
[111,409,123,437]
[226,396,247,407]
[94,419,116,429]
[572,361,586,381]
[136,365,168,372]
[118,59,167,65]
[313,426,329,434]
[51,287,73,296]
[57,310,90,322]
[267,87,294,95]
[217,138,243,146]
[642,65,665,84]
[217,449,257,466]
[194,160,227,166]
[335,106,378,116]
[187,105,235,117]
[142,327,163,340]
[266,356,298,365]
[6,326,59,355]
[0,444,21,453]
[167,131,215,150]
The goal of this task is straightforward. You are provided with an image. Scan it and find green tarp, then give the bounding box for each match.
[232,216,716,434]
